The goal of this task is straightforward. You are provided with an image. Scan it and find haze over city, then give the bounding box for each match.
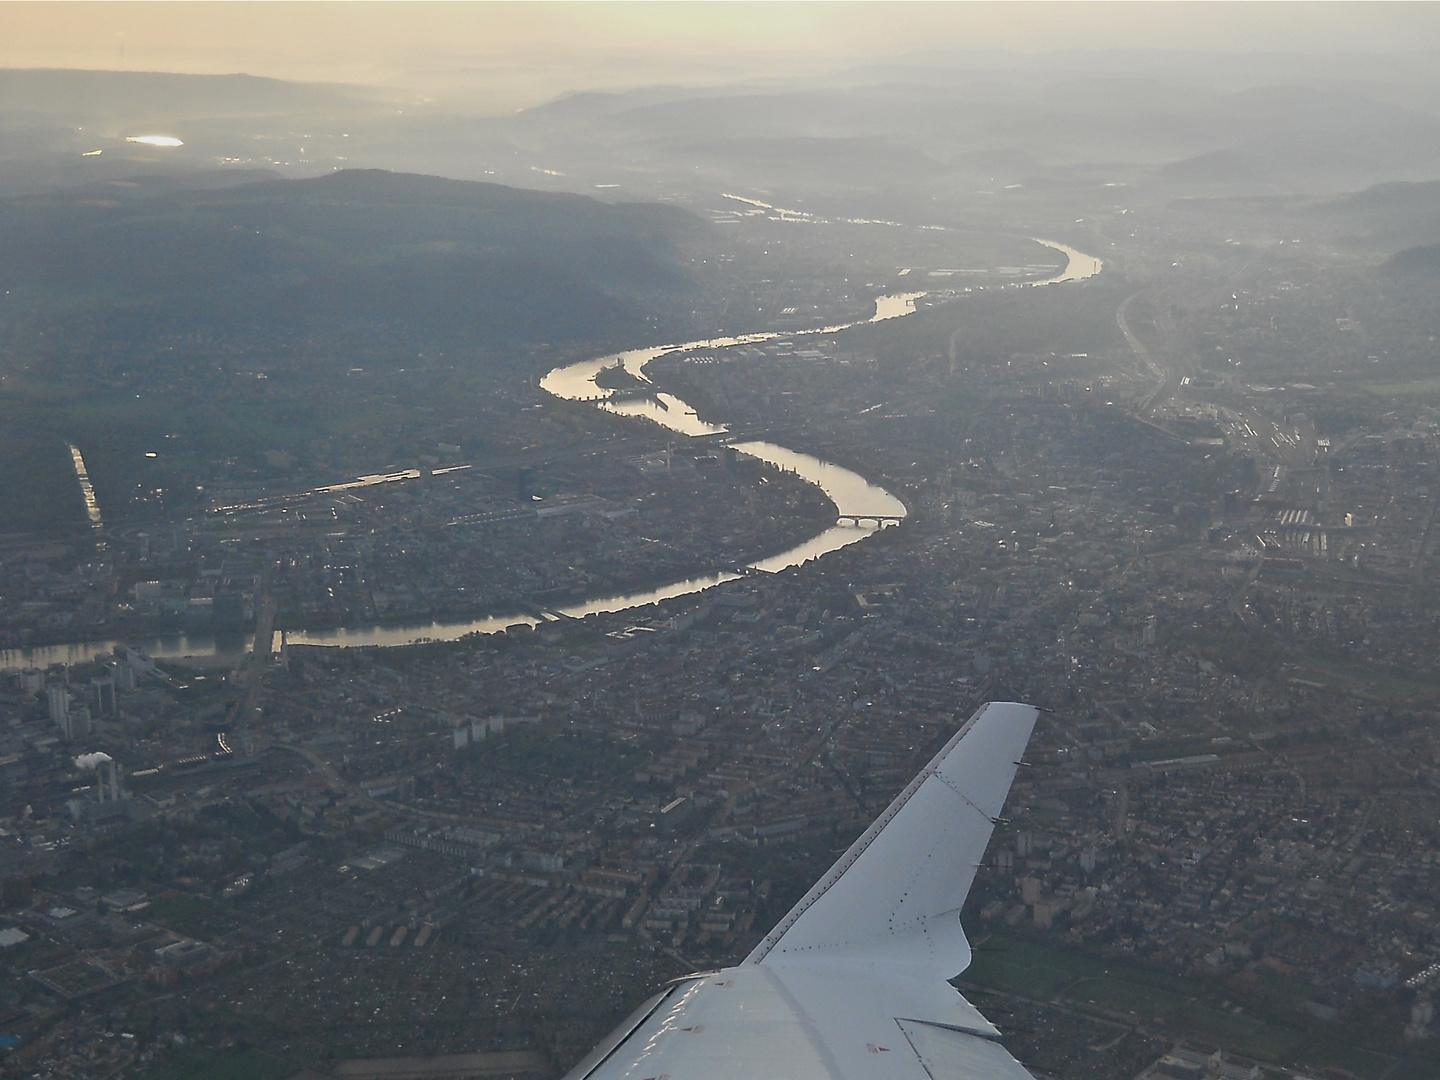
[6,4,1440,1080]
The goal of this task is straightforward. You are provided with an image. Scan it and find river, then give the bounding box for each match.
[0,240,1099,672]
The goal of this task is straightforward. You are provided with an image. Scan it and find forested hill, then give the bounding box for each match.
[0,170,708,532]
[0,168,706,352]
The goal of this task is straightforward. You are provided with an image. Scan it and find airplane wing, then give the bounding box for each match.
[564,700,1040,1080]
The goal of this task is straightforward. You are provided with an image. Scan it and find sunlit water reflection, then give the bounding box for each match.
[2,241,1100,669]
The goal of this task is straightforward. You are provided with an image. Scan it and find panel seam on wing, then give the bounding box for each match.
[932,768,1005,824]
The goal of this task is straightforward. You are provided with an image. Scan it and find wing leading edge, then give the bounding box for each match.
[566,701,1041,1080]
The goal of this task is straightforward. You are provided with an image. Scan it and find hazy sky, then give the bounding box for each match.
[5,2,1440,111]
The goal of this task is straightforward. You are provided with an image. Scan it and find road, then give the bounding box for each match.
[1117,292,1169,418]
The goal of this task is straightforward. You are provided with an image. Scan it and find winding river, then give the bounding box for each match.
[1,240,1100,672]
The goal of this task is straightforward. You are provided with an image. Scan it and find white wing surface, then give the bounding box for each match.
[566,701,1040,1080]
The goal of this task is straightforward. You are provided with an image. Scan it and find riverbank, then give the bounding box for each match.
[1,237,1100,671]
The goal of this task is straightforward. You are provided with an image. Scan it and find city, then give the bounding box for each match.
[5,221,1440,1077]
[6,10,1440,1080]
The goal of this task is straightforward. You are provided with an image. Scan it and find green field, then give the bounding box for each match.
[1295,1039,1401,1080]
[965,939,1434,1075]
[1384,1052,1440,1080]
[1364,376,1440,398]
[1175,1001,1304,1063]
[144,894,231,940]
[1292,652,1440,704]
[970,936,1200,996]
[964,951,1077,998]
[1066,976,1188,1020]
[145,1048,298,1080]
[963,937,1315,1066]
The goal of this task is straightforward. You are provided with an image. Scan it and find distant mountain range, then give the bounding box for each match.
[496,76,1440,198]
[1383,240,1440,275]
[9,63,1440,210]
[0,68,373,119]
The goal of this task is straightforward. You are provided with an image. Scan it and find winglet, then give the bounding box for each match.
[744,701,1039,978]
